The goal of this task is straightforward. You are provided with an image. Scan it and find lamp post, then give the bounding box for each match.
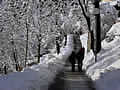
[94,0,101,53]
[88,0,101,62]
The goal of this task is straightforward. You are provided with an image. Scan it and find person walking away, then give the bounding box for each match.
[69,31,85,72]
[77,46,85,72]
[74,32,83,72]
[56,36,60,54]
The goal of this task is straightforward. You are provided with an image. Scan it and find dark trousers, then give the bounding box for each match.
[76,52,83,72]
[69,50,84,72]
[69,52,75,72]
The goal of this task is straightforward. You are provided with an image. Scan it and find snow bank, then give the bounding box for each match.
[82,22,120,80]
[95,69,120,90]
[83,22,120,90]
[80,33,88,57]
[0,34,74,90]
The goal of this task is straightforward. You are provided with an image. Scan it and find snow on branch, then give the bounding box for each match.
[0,34,74,90]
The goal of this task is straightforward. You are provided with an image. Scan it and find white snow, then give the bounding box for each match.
[0,34,74,90]
[80,33,88,57]
[95,69,120,90]
[1,23,120,90]
[83,22,120,90]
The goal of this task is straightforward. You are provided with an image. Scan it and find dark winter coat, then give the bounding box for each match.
[69,33,83,64]
[73,33,82,54]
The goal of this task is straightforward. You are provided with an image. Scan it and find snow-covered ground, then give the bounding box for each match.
[0,34,74,90]
[1,24,120,90]
[83,22,120,90]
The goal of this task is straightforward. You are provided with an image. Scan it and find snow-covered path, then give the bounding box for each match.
[49,65,95,90]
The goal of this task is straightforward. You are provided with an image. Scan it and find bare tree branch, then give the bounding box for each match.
[78,0,91,31]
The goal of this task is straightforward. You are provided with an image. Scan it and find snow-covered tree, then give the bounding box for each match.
[0,0,89,73]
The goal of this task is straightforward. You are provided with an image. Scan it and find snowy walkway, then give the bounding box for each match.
[48,65,95,90]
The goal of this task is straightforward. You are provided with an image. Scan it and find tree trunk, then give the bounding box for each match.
[37,34,41,63]
[78,0,92,52]
[11,39,19,71]
[25,21,29,67]
[37,39,41,63]
[94,1,101,54]
[4,65,7,74]
[87,32,91,52]
[56,40,60,54]
[64,34,67,46]
[13,48,19,71]
[78,0,91,31]
[90,1,101,62]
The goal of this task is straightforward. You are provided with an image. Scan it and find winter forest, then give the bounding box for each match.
[0,0,89,73]
[0,0,120,90]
